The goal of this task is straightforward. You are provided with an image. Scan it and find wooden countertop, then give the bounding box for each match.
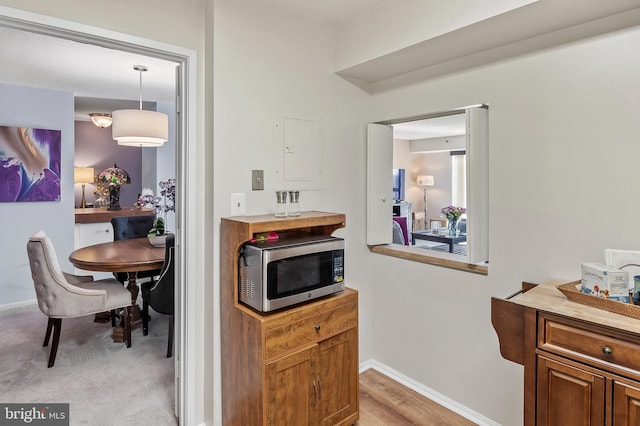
[75,207,155,224]
[510,281,640,335]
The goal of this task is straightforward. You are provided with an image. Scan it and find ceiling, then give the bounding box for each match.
[0,26,178,122]
[1,9,452,136]
[0,0,390,121]
[256,0,389,26]
[0,0,637,133]
[392,115,466,140]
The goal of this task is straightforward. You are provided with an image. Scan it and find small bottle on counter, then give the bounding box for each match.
[275,191,287,218]
[288,191,300,217]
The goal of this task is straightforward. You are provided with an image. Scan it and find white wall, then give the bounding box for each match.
[212,0,372,423]
[368,26,640,425]
[419,151,451,222]
[0,83,75,306]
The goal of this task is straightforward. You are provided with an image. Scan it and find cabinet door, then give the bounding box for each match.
[75,222,113,248]
[613,381,640,425]
[536,356,605,426]
[317,328,358,426]
[74,222,114,279]
[266,346,317,426]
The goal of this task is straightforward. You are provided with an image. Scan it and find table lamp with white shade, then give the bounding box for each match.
[74,166,94,208]
[417,175,434,229]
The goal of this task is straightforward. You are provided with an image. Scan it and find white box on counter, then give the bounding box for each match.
[581,263,629,302]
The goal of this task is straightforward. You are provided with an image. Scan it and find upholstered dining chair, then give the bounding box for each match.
[110,215,161,285]
[141,233,175,357]
[26,230,133,367]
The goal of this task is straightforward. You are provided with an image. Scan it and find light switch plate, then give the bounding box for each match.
[230,193,246,216]
[252,170,264,191]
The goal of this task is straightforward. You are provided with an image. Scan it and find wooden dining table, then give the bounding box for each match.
[69,238,165,344]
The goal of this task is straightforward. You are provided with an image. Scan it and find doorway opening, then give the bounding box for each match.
[0,8,197,424]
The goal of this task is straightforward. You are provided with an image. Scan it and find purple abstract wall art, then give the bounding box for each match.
[0,126,62,202]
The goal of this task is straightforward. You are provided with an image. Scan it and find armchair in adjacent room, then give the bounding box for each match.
[392,216,410,245]
[26,230,133,367]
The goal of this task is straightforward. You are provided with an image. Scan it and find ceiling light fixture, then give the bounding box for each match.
[112,65,168,147]
[89,113,112,128]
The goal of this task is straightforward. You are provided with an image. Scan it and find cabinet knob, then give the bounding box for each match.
[602,346,612,356]
[314,324,321,332]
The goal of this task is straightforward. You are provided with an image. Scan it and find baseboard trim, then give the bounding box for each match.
[359,359,500,426]
[0,300,38,316]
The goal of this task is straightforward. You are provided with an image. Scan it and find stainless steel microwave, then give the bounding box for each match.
[238,235,345,312]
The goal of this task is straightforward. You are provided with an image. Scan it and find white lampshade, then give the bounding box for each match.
[74,166,95,184]
[111,109,168,147]
[89,113,112,128]
[417,175,434,187]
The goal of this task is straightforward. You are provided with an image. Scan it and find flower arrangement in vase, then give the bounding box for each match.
[440,205,466,236]
[137,178,175,246]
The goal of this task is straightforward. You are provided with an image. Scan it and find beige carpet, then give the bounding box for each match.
[0,304,177,426]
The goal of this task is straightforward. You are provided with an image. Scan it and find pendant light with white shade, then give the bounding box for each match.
[112,65,168,147]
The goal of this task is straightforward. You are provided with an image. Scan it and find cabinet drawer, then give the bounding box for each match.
[539,314,640,373]
[265,300,357,360]
[75,222,112,248]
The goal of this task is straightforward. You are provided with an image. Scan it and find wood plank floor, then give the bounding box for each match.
[356,369,477,426]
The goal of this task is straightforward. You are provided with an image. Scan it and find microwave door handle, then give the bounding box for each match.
[239,246,248,267]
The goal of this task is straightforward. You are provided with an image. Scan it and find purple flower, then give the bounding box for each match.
[138,179,175,217]
[441,205,466,221]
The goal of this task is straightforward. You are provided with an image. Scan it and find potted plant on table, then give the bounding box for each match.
[137,178,175,246]
[441,205,466,237]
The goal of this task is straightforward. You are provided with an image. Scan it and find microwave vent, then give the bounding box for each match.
[239,277,256,300]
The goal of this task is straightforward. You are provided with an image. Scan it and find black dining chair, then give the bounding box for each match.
[110,215,161,285]
[141,233,175,357]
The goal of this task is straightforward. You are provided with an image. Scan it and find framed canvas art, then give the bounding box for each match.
[0,126,62,202]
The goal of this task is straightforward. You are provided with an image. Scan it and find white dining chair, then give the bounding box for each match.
[26,230,133,367]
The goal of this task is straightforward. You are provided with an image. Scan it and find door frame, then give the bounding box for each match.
[0,6,198,424]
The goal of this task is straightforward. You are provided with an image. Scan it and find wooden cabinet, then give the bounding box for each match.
[74,222,113,279]
[492,282,640,425]
[221,211,359,426]
[264,328,357,426]
[266,346,315,425]
[316,328,359,425]
[536,355,605,425]
[75,222,113,247]
[613,381,640,424]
